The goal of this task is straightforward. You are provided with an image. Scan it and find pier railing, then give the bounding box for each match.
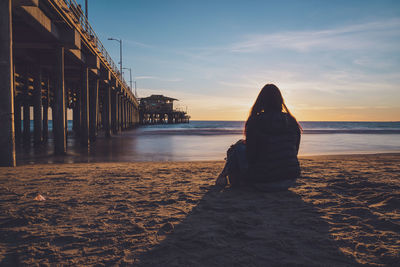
[52,0,131,93]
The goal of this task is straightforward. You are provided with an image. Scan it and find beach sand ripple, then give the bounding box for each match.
[0,154,399,266]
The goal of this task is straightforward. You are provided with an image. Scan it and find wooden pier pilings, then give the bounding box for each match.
[0,0,139,166]
[139,112,190,125]
[0,0,16,166]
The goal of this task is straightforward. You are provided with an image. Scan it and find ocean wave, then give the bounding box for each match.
[136,129,244,136]
[304,129,400,134]
[135,128,400,136]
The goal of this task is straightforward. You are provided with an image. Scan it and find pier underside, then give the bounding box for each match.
[1,0,139,166]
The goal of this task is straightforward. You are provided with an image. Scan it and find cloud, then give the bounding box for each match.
[124,40,154,48]
[136,76,158,80]
[294,104,398,111]
[264,65,400,94]
[163,78,183,82]
[230,19,400,53]
[135,76,183,82]
[353,56,397,69]
[218,80,258,90]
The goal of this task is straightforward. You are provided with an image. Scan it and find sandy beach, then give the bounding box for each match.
[0,154,399,266]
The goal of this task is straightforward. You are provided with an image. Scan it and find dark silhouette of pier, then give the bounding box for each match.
[139,95,190,125]
[1,0,139,166]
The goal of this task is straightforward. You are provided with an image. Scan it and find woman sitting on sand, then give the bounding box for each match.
[216,84,301,191]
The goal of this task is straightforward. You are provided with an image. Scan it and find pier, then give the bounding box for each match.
[0,0,139,166]
[139,95,190,125]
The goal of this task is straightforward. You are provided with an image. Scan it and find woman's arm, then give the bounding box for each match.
[245,118,260,164]
[296,129,301,154]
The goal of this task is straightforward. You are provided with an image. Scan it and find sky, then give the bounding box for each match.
[76,0,400,121]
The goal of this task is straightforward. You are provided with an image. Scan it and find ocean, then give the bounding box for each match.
[132,121,400,160]
[19,121,400,164]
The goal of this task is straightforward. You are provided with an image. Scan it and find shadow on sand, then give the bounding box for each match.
[136,186,360,266]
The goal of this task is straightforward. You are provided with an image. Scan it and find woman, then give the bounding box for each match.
[216,84,301,191]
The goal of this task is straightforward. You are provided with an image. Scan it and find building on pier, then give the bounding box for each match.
[139,95,190,124]
[0,0,139,166]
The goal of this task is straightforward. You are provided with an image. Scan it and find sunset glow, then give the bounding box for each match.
[80,0,399,121]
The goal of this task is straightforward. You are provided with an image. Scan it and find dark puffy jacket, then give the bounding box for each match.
[245,111,301,183]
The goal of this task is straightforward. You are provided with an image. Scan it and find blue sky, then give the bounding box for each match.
[77,0,400,121]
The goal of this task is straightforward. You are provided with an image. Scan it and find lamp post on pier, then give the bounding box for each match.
[85,0,88,19]
[107,37,122,78]
[123,67,133,92]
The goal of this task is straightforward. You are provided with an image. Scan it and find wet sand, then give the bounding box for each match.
[0,154,399,266]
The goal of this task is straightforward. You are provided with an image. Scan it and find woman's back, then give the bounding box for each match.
[246,111,301,183]
[216,84,302,190]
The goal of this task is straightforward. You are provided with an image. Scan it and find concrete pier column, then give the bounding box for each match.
[42,77,49,142]
[121,98,125,130]
[80,67,89,146]
[128,102,130,127]
[104,83,111,137]
[0,0,16,166]
[33,66,42,145]
[13,64,21,144]
[134,105,136,125]
[134,105,137,126]
[119,96,123,130]
[127,101,130,128]
[73,87,81,136]
[119,95,122,131]
[65,93,68,140]
[117,93,122,131]
[114,93,118,132]
[132,106,134,125]
[128,103,131,128]
[22,69,30,145]
[111,90,117,134]
[125,100,128,129]
[54,46,66,154]
[126,102,129,128]
[89,78,99,142]
[65,87,71,140]
[117,94,120,131]
[121,96,125,130]
[122,98,126,130]
[97,106,101,130]
[120,95,124,130]
[130,104,133,127]
[14,100,21,144]
[136,107,139,125]
[134,106,136,126]
[125,101,127,128]
[123,97,126,129]
[115,92,119,132]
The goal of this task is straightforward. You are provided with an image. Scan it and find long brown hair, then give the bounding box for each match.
[245,84,302,135]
